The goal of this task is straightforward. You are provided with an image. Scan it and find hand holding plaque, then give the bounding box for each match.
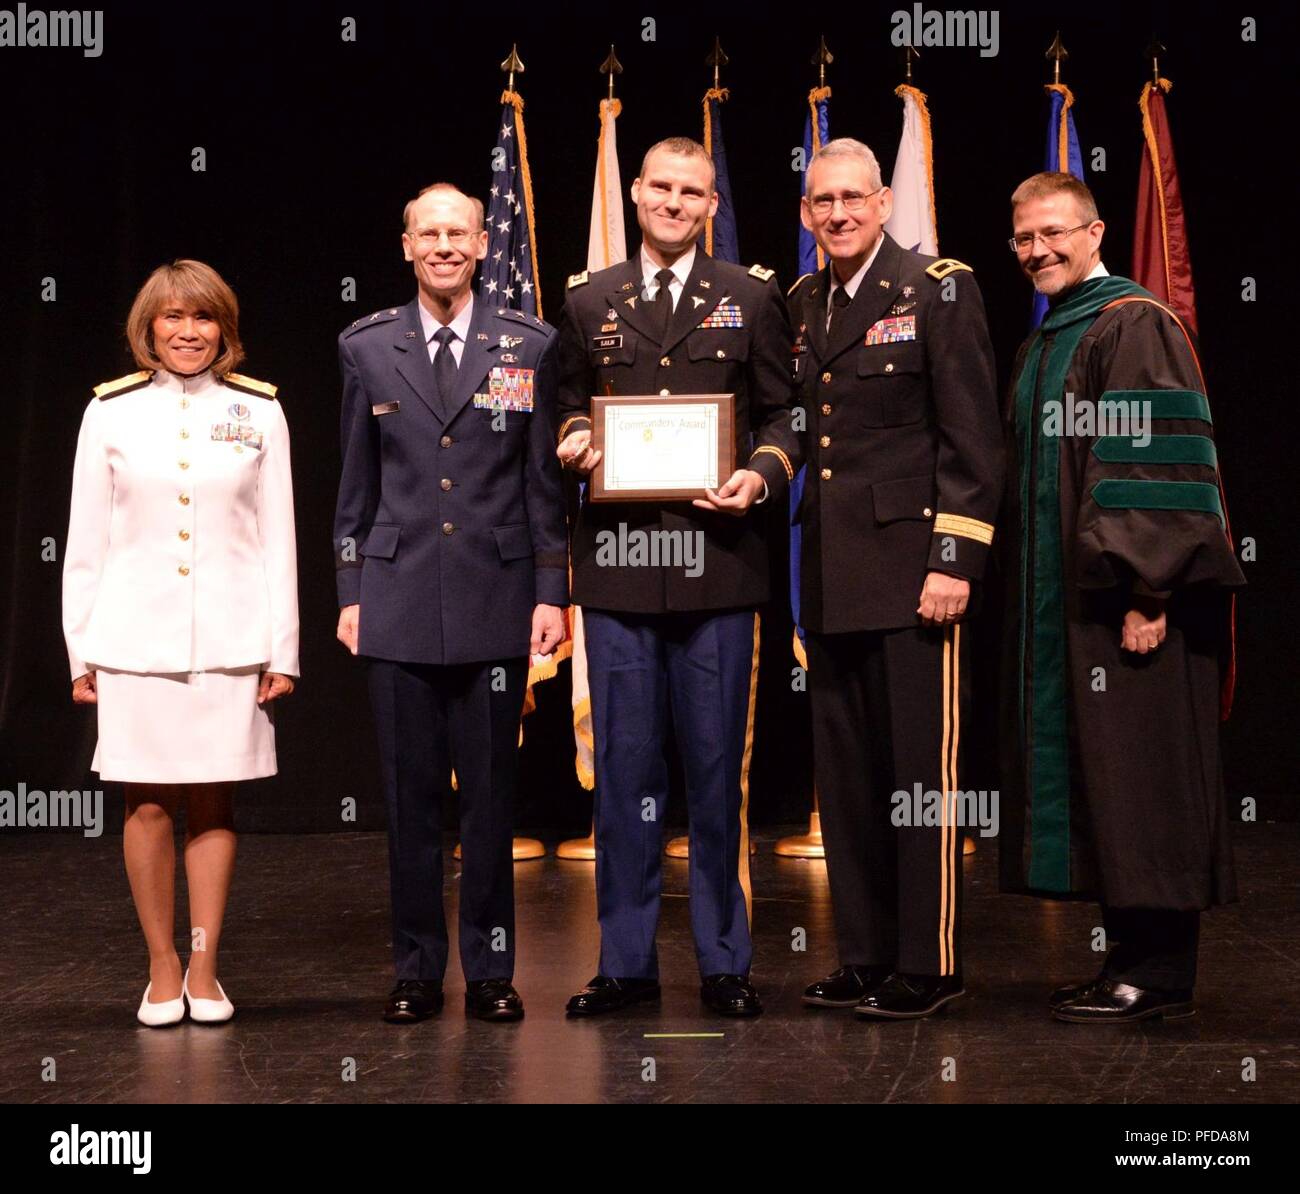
[589,394,736,502]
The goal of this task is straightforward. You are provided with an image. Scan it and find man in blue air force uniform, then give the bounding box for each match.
[333,183,568,1024]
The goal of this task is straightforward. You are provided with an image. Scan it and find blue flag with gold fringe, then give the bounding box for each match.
[1031,83,1084,329]
[700,87,739,263]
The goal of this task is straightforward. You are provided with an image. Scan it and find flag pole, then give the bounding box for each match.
[556,47,625,863]
[775,36,835,862]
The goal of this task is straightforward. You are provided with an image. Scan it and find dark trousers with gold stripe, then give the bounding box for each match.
[585,607,759,980]
[807,623,968,977]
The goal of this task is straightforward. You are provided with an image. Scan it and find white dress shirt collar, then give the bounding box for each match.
[1086,259,1110,280]
[153,368,216,395]
[828,232,885,307]
[418,294,475,363]
[640,244,695,304]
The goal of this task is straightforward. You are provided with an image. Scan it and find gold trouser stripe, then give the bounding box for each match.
[751,444,794,482]
[738,612,761,926]
[557,414,590,442]
[938,624,961,975]
[933,513,994,545]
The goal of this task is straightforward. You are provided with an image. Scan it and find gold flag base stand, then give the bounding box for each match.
[665,836,757,858]
[556,825,596,861]
[774,807,825,858]
[454,837,546,861]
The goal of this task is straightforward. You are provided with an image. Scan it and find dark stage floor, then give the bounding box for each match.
[2,823,1296,1104]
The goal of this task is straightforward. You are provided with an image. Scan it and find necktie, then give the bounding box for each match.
[431,325,458,415]
[653,267,676,344]
[827,284,852,337]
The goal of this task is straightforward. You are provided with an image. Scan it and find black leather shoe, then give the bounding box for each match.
[383,980,443,1023]
[466,978,524,1022]
[854,973,965,1019]
[565,975,661,1017]
[803,964,893,1008]
[1051,979,1195,1023]
[701,973,762,1017]
[1049,973,1106,1008]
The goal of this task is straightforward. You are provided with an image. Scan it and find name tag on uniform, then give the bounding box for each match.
[699,303,744,329]
[864,314,916,345]
[592,334,623,350]
[475,366,535,413]
[371,401,400,415]
[211,422,264,450]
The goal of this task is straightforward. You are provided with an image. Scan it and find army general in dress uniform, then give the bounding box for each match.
[333,183,568,1024]
[556,137,801,1018]
[789,139,1004,1019]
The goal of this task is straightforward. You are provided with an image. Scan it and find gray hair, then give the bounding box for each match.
[807,138,883,192]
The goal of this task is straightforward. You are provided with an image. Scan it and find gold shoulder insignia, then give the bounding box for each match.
[786,272,813,298]
[567,270,590,289]
[748,264,776,283]
[925,258,973,281]
[224,372,278,400]
[93,370,153,400]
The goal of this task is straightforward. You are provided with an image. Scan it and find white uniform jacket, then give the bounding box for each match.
[62,368,299,680]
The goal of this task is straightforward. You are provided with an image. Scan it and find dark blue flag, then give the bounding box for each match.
[480,92,540,317]
[700,88,739,262]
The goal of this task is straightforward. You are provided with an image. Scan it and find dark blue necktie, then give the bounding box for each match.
[431,325,458,415]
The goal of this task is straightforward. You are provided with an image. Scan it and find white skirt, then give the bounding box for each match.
[92,666,277,783]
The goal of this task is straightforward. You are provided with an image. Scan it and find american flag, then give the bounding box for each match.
[479,94,539,317]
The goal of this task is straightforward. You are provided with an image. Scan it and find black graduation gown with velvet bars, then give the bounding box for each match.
[999,284,1245,911]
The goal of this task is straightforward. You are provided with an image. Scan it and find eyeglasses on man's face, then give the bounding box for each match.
[1008,224,1092,254]
[806,187,883,217]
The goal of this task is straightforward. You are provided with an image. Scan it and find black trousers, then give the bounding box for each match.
[1102,905,1200,990]
[367,656,526,984]
[807,623,969,977]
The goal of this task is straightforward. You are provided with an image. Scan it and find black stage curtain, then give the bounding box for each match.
[1,1,1291,832]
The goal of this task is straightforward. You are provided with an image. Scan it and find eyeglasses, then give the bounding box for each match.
[1008,224,1092,254]
[806,187,883,216]
[410,228,476,248]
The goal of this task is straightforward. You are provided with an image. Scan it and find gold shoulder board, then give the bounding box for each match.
[224,372,278,400]
[925,258,973,281]
[93,370,153,400]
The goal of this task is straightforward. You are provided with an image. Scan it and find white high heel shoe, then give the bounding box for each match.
[136,982,186,1027]
[183,970,234,1023]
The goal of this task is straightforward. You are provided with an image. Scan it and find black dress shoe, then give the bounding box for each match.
[1049,973,1106,1008]
[700,973,762,1017]
[1051,978,1195,1023]
[854,973,965,1019]
[466,978,524,1022]
[803,964,893,1008]
[565,975,661,1017]
[383,980,443,1023]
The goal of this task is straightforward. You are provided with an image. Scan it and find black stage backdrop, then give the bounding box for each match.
[1,0,1293,833]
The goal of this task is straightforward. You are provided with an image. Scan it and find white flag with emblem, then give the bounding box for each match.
[884,85,938,256]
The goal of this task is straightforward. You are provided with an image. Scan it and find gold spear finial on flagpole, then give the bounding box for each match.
[600,44,623,102]
[500,42,525,93]
[901,42,920,83]
[1046,31,1068,84]
[1145,35,1166,86]
[812,33,833,89]
[706,34,729,91]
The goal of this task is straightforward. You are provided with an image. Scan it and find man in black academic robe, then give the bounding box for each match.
[1000,172,1245,1023]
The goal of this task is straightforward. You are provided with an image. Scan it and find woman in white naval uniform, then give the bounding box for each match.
[62,259,299,1026]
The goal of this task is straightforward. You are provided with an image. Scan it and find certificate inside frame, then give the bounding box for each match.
[589,393,736,502]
